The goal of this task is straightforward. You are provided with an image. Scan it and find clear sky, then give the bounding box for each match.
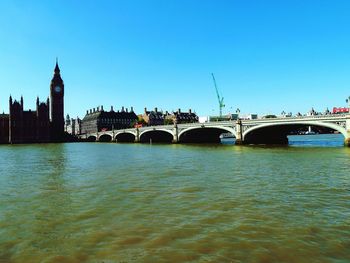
[1,0,350,118]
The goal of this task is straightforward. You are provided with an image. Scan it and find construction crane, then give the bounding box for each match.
[211,73,225,117]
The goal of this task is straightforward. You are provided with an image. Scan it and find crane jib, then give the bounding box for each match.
[211,73,225,117]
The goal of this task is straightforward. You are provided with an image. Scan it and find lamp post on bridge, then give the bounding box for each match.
[236,108,240,119]
[346,96,350,110]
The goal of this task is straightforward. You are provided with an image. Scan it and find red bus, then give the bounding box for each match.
[332,107,349,114]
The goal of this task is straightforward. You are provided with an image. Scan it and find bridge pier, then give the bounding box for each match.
[172,124,179,143]
[345,119,350,147]
[344,138,350,147]
[112,129,116,142]
[135,128,140,143]
[235,119,244,145]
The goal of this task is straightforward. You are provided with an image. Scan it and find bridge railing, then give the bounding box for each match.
[243,113,349,123]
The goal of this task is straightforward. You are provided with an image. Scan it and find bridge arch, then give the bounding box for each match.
[86,135,97,142]
[243,121,347,145]
[139,129,174,143]
[98,134,112,142]
[178,126,236,143]
[115,131,136,143]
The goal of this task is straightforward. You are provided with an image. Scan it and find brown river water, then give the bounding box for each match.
[0,134,349,262]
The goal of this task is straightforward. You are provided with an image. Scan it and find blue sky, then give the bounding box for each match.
[0,0,350,118]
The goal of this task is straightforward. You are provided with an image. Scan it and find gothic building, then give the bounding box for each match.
[0,62,65,144]
[0,113,9,143]
[8,96,50,143]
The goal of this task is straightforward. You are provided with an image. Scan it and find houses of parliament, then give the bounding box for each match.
[0,62,65,144]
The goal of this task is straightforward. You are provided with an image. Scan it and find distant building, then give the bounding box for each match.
[142,107,164,126]
[75,118,82,135]
[198,116,209,123]
[81,106,138,134]
[65,115,82,135]
[165,108,198,124]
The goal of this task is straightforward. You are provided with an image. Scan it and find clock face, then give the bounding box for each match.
[54,86,61,93]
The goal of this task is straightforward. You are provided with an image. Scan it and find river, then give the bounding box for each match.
[0,134,349,262]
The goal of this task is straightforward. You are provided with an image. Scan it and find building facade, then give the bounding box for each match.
[0,62,65,144]
[165,108,198,124]
[142,107,165,126]
[8,96,51,143]
[81,106,138,134]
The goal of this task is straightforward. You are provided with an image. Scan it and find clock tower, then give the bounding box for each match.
[50,60,64,142]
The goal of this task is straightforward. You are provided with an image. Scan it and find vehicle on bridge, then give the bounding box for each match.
[333,107,349,114]
[262,114,277,119]
[240,114,258,120]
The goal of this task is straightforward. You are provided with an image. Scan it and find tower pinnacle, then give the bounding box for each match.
[54,58,60,75]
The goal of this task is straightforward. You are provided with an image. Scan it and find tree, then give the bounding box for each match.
[164,118,174,125]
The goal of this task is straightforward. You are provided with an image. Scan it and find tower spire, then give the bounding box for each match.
[54,58,60,75]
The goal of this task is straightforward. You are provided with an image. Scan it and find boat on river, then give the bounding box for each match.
[303,126,318,135]
[219,133,235,139]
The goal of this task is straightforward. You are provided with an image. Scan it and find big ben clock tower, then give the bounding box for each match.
[50,60,64,142]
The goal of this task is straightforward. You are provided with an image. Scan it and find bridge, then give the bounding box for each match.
[80,114,350,146]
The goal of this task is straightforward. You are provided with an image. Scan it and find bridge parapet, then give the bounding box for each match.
[241,114,349,124]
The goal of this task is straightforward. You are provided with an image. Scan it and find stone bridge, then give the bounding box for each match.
[80,114,350,146]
